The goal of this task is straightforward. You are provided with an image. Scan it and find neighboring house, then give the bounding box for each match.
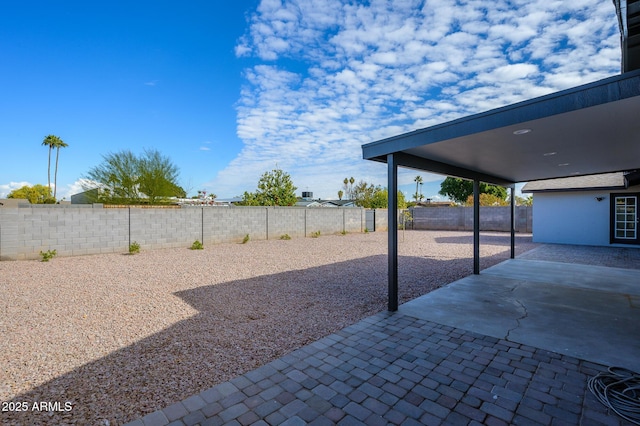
[205,197,243,206]
[295,200,323,207]
[71,188,101,204]
[320,200,356,207]
[0,198,29,208]
[522,171,640,247]
[296,199,357,208]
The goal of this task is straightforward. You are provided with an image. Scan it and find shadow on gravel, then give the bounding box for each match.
[4,245,525,426]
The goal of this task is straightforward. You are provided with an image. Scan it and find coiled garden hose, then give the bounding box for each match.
[588,366,640,425]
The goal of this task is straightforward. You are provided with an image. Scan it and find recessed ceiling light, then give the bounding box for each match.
[543,152,557,156]
[558,163,570,166]
[513,129,532,135]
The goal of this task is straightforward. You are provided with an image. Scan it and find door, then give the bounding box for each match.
[611,193,640,244]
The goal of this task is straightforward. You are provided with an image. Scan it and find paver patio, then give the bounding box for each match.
[126,312,634,426]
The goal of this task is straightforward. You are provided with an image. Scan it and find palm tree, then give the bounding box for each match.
[414,175,423,202]
[42,135,68,199]
[53,138,68,199]
[42,135,56,192]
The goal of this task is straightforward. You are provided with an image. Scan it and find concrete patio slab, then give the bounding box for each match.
[399,258,640,373]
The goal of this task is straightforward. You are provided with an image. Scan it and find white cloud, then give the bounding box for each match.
[0,181,32,199]
[208,0,619,199]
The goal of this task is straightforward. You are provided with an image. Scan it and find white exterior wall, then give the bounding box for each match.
[532,189,637,246]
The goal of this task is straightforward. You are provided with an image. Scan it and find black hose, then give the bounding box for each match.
[588,366,640,425]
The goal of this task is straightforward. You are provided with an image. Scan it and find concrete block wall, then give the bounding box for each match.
[0,205,530,260]
[305,209,344,236]
[0,209,19,260]
[266,208,305,239]
[344,209,366,233]
[130,208,203,250]
[374,209,389,231]
[0,206,372,260]
[0,206,129,260]
[411,206,532,232]
[204,207,268,244]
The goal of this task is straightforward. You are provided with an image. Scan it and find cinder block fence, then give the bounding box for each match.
[0,206,371,260]
[0,205,531,260]
[410,206,532,233]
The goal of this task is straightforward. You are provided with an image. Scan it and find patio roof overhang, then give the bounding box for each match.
[362,69,640,187]
[362,69,640,311]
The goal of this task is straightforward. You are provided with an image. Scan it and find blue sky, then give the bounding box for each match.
[0,0,620,201]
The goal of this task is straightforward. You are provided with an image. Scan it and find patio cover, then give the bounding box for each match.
[362,69,640,311]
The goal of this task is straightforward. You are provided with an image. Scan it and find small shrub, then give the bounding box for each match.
[190,240,204,250]
[340,230,347,235]
[242,234,250,244]
[311,231,321,238]
[280,234,291,240]
[129,241,141,254]
[39,249,57,262]
[364,228,369,233]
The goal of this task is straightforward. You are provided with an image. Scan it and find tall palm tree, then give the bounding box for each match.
[349,176,355,199]
[42,135,56,192]
[52,137,68,199]
[414,175,423,202]
[42,135,67,199]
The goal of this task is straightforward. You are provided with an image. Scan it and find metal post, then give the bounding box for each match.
[473,180,480,275]
[510,187,516,259]
[388,154,398,311]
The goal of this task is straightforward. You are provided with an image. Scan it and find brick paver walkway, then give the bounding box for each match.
[124,311,633,426]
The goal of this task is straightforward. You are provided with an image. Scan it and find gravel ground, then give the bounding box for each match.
[0,230,537,426]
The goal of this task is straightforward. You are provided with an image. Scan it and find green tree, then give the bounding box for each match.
[242,168,297,206]
[137,149,181,204]
[8,184,55,204]
[438,177,507,204]
[370,187,407,209]
[465,193,509,206]
[338,190,344,200]
[83,149,184,204]
[352,180,376,207]
[516,195,533,206]
[352,180,407,209]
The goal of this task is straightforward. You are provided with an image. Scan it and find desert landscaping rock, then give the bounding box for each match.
[0,230,537,425]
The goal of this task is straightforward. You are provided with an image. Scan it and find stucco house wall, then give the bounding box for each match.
[532,191,610,246]
[524,172,640,247]
[532,187,639,247]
